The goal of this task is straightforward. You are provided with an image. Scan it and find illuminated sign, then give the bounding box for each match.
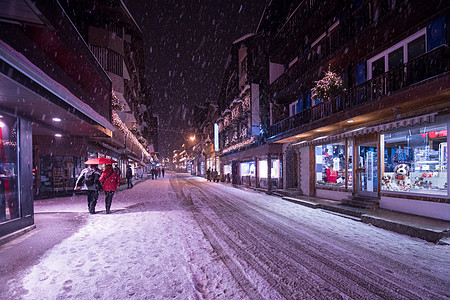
[420,130,447,138]
[214,123,219,151]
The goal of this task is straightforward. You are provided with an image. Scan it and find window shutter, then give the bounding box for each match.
[356,61,366,86]
[427,16,446,51]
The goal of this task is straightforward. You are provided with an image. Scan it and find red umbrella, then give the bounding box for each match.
[84,157,117,165]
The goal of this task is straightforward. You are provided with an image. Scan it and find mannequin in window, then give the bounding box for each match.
[326,165,338,183]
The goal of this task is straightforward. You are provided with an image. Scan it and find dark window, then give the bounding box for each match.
[388,47,403,70]
[408,35,426,61]
[372,57,384,78]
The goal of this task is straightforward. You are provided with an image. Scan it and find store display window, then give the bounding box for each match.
[259,159,281,179]
[240,161,255,177]
[40,156,84,195]
[316,142,346,187]
[0,114,19,223]
[382,123,448,195]
[347,141,353,188]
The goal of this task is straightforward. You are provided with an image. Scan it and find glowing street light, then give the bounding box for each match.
[189,136,196,142]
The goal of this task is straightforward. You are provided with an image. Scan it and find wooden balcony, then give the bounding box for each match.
[268,46,450,140]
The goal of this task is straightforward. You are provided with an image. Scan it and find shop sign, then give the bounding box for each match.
[420,130,447,138]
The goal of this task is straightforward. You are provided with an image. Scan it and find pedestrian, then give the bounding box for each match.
[162,167,165,177]
[213,169,219,183]
[206,168,211,182]
[158,168,161,178]
[114,165,122,177]
[74,164,102,214]
[99,164,121,214]
[126,165,133,188]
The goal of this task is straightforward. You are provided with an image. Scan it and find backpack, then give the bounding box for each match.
[84,169,96,187]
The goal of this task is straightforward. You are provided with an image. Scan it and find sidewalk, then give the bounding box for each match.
[269,189,450,244]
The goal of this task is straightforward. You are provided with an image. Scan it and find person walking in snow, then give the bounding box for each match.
[75,164,102,214]
[99,164,121,214]
[212,169,219,183]
[206,168,211,182]
[126,165,133,188]
[162,167,165,177]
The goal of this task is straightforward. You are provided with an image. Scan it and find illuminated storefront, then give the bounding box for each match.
[0,111,33,238]
[0,114,19,223]
[382,123,447,196]
[291,114,450,220]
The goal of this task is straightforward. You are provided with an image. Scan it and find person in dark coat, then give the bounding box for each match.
[126,165,133,188]
[206,168,211,182]
[212,169,219,182]
[162,168,165,177]
[99,164,121,214]
[75,164,102,214]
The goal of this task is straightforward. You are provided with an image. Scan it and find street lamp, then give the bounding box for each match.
[189,135,196,142]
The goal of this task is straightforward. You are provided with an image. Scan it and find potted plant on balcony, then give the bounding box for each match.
[312,67,345,102]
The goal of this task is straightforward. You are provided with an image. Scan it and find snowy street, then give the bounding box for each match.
[2,173,450,299]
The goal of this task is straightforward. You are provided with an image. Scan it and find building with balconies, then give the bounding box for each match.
[61,0,156,175]
[216,33,283,189]
[264,0,449,220]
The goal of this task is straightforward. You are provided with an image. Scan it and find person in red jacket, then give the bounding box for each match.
[99,164,121,214]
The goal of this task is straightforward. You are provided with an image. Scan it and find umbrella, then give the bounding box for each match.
[84,157,117,165]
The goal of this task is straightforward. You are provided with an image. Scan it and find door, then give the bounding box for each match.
[356,142,378,197]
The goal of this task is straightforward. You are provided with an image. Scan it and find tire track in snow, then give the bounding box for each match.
[172,174,447,299]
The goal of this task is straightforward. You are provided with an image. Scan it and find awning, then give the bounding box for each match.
[306,113,437,145]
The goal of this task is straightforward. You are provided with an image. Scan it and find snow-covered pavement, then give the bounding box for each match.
[3,172,450,299]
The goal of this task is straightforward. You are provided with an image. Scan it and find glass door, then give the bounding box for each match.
[357,143,378,197]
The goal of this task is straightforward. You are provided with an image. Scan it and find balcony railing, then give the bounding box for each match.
[268,46,450,139]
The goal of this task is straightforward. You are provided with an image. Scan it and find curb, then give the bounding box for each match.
[0,224,36,247]
[280,196,449,244]
[361,214,447,243]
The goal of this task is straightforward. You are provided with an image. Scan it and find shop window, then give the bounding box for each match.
[240,161,255,185]
[258,160,267,178]
[0,114,19,223]
[315,142,346,187]
[348,142,353,188]
[382,123,448,195]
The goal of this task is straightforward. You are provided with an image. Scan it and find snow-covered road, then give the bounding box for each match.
[4,173,450,299]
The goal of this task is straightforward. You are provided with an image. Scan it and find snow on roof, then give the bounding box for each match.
[232,33,255,45]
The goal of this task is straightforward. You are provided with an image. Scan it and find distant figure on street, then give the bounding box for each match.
[99,164,121,214]
[212,169,219,183]
[75,164,102,214]
[158,168,161,178]
[162,168,165,177]
[206,168,211,182]
[126,165,133,188]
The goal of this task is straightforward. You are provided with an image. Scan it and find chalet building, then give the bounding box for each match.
[216,34,283,189]
[60,0,156,178]
[0,0,115,237]
[189,102,217,177]
[264,0,449,220]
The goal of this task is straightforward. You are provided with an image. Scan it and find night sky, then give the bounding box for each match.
[124,0,267,158]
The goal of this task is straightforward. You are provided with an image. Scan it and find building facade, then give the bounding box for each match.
[216,34,283,190]
[0,0,115,236]
[61,0,155,181]
[263,0,449,220]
